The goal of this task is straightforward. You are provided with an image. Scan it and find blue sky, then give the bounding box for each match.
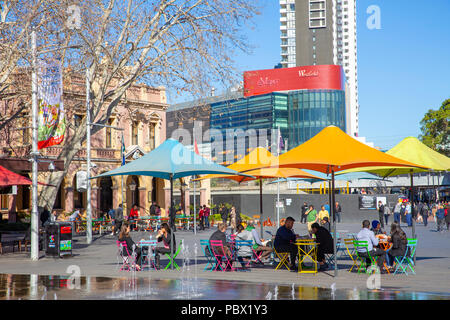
[169,0,450,150]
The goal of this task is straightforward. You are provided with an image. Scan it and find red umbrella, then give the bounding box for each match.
[0,165,51,187]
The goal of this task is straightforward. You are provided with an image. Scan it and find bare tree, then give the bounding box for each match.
[37,0,259,209]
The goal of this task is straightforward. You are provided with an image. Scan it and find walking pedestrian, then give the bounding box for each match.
[393,200,402,224]
[230,206,237,233]
[300,202,308,224]
[199,205,205,230]
[113,203,124,236]
[445,204,450,231]
[335,201,342,223]
[436,204,445,232]
[383,204,391,226]
[421,202,429,227]
[203,205,211,228]
[405,201,412,227]
[377,201,385,228]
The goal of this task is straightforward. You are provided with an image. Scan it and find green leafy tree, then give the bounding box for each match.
[419,99,449,156]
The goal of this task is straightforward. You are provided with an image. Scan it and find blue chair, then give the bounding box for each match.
[394,239,418,275]
[200,239,216,271]
[234,240,253,268]
[139,240,157,270]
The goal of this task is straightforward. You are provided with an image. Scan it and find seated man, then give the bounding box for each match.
[320,216,331,232]
[356,220,387,273]
[273,216,299,269]
[246,221,272,262]
[209,223,232,268]
[370,220,386,236]
[310,223,334,271]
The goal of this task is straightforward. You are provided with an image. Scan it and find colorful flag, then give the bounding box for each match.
[37,58,65,150]
[121,133,126,165]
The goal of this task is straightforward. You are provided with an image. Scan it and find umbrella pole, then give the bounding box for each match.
[193,176,196,235]
[331,168,337,277]
[410,170,417,264]
[170,174,174,270]
[260,178,263,238]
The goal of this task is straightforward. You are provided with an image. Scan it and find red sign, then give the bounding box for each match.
[243,65,345,97]
[60,226,72,234]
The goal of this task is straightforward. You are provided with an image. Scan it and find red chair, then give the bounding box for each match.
[210,240,234,271]
[116,240,137,271]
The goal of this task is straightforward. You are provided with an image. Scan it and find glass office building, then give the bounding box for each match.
[210,92,288,163]
[209,89,345,159]
[288,89,346,148]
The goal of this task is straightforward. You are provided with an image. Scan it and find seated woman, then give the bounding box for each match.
[386,222,407,269]
[155,223,176,269]
[118,222,142,270]
[235,224,253,269]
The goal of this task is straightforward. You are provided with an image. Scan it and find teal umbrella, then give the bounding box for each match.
[93,138,251,269]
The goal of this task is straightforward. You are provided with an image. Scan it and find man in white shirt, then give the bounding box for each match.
[356,220,387,272]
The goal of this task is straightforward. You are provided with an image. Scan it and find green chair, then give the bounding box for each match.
[353,240,378,274]
[394,238,417,275]
[164,241,182,271]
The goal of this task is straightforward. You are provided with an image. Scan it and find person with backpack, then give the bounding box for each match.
[420,202,429,227]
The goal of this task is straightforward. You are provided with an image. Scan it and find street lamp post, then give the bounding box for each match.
[30,30,39,261]
[86,68,93,244]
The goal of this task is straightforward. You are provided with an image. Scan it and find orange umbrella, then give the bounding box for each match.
[268,126,428,275]
[197,147,323,235]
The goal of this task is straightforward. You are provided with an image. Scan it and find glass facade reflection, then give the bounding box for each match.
[209,89,345,161]
[288,90,346,147]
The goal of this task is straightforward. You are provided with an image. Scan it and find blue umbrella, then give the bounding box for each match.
[93,138,251,269]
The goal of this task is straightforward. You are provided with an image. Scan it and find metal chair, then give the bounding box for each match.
[200,239,216,271]
[394,238,418,275]
[116,240,137,271]
[343,238,358,272]
[210,240,234,271]
[273,247,291,271]
[163,240,182,271]
[234,239,253,268]
[139,240,157,270]
[353,240,377,274]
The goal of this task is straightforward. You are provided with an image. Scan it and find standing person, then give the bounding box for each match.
[273,216,300,269]
[306,205,318,234]
[113,204,124,236]
[40,206,50,227]
[383,203,392,227]
[318,205,330,222]
[436,204,446,232]
[400,201,406,224]
[300,202,308,224]
[150,201,157,216]
[405,201,412,227]
[393,200,402,224]
[230,206,237,233]
[107,207,115,221]
[324,202,330,215]
[421,202,429,227]
[377,201,385,229]
[199,205,205,230]
[335,202,342,223]
[204,205,211,229]
[128,204,140,231]
[445,204,450,231]
[155,223,176,270]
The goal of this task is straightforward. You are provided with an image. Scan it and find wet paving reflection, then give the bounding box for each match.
[0,273,449,300]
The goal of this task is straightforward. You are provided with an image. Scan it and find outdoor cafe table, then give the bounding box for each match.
[296,238,319,274]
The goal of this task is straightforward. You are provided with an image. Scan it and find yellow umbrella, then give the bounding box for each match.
[265,126,428,275]
[196,147,323,234]
[337,136,450,249]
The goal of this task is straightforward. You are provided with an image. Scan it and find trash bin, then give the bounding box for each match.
[45,222,73,258]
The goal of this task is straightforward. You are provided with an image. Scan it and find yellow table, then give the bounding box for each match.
[296,239,319,274]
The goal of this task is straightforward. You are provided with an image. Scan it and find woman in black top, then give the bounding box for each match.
[155,223,176,269]
[387,222,407,267]
[118,222,142,270]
